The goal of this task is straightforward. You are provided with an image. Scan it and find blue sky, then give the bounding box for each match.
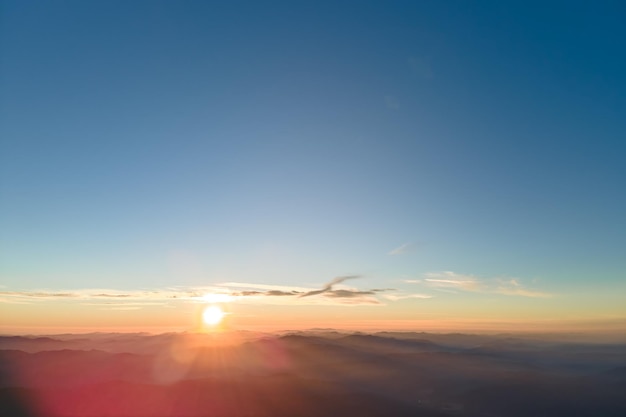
[1,1,625,329]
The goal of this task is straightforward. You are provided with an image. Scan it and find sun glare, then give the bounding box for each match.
[202,305,225,326]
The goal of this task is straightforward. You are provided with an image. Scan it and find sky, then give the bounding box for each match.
[1,0,625,334]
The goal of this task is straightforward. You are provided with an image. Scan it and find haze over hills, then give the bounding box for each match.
[1,331,625,417]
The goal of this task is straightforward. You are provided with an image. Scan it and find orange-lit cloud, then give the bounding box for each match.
[0,275,436,309]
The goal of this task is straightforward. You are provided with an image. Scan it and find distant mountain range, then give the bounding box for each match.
[1,331,625,417]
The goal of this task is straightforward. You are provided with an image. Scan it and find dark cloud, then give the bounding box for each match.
[266,290,302,296]
[324,289,375,298]
[238,291,263,296]
[299,275,360,298]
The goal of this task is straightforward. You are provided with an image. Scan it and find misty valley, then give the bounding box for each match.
[1,331,625,417]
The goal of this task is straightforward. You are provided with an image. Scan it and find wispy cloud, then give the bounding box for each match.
[218,282,312,293]
[324,289,375,298]
[382,293,433,301]
[495,280,551,298]
[227,277,396,305]
[388,243,415,255]
[0,275,434,308]
[327,296,382,305]
[299,275,359,298]
[0,291,80,298]
[81,302,166,307]
[0,288,212,305]
[407,271,551,298]
[234,290,301,297]
[424,271,481,291]
[91,293,133,298]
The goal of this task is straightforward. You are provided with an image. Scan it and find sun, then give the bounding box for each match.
[202,305,225,326]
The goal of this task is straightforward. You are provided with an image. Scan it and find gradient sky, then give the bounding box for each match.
[1,1,625,333]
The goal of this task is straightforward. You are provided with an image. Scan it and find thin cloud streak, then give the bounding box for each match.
[0,291,80,298]
[218,282,313,293]
[388,243,414,255]
[408,271,551,298]
[0,288,218,303]
[235,290,301,297]
[0,276,432,308]
[382,294,433,301]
